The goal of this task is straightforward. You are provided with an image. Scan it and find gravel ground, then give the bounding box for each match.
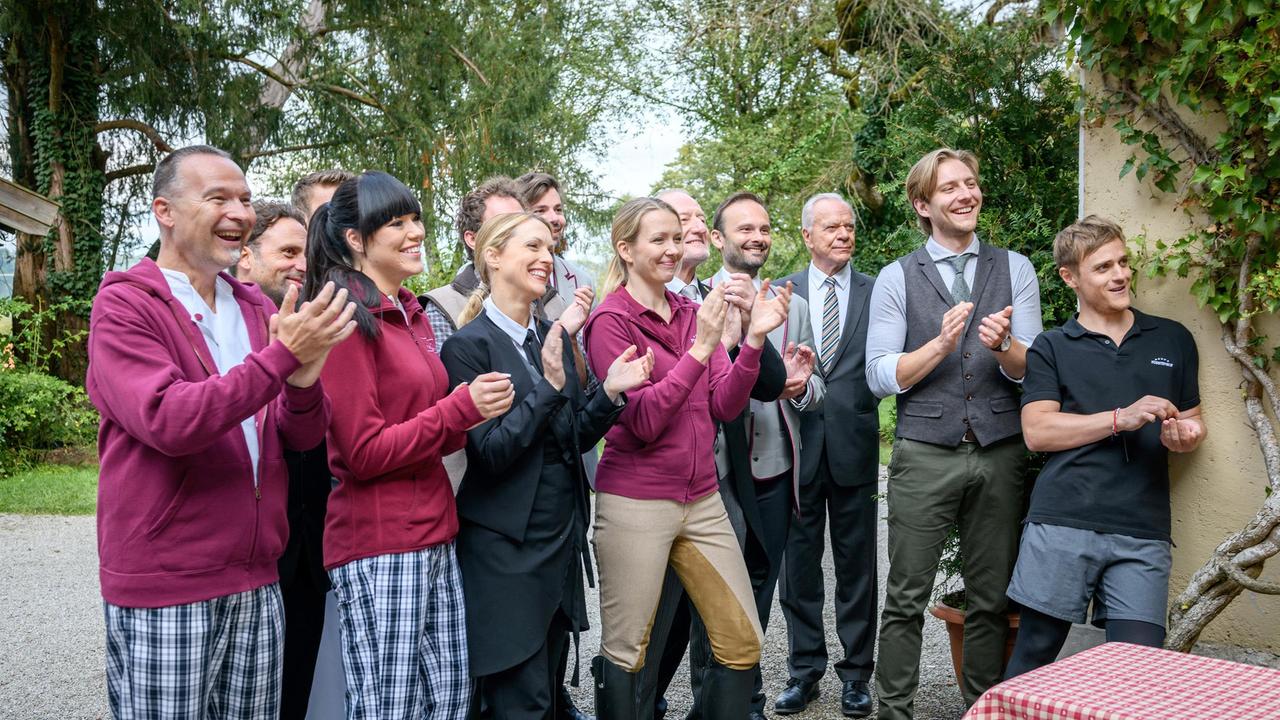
[0,473,965,720]
[3,473,1275,720]
[0,514,109,719]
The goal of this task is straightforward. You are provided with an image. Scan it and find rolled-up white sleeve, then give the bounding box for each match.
[1008,251,1043,347]
[865,263,910,399]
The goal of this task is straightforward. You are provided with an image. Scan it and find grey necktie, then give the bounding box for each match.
[945,253,973,304]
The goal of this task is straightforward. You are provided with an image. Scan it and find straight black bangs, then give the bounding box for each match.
[356,171,422,238]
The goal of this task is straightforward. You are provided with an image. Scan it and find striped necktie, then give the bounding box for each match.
[820,276,841,373]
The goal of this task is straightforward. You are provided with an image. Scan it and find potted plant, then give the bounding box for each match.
[926,450,1044,686]
[927,527,1021,688]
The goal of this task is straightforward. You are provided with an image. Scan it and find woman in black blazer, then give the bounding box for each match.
[440,211,653,719]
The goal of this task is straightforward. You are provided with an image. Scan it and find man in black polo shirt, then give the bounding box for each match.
[1004,215,1206,677]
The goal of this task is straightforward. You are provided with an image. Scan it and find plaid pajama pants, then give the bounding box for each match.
[329,543,471,720]
[104,583,284,719]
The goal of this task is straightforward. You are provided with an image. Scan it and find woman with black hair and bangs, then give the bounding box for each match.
[304,171,515,719]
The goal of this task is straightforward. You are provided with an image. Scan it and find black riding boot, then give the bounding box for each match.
[697,662,756,720]
[592,655,640,720]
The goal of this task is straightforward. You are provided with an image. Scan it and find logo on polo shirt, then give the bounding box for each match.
[1151,357,1174,367]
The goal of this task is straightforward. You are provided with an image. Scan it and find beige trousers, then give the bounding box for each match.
[594,491,763,672]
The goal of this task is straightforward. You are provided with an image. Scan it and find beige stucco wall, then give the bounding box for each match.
[1081,76,1280,651]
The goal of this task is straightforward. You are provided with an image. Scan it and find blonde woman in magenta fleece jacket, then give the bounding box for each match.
[583,196,792,720]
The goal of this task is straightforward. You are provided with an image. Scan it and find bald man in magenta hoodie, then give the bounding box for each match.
[87,145,356,719]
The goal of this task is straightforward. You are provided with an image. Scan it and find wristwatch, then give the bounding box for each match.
[996,333,1012,352]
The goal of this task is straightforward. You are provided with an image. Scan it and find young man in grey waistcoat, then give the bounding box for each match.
[866,148,1043,718]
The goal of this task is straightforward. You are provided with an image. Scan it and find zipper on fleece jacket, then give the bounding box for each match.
[685,407,698,504]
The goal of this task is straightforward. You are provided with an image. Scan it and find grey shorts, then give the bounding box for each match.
[1006,522,1172,628]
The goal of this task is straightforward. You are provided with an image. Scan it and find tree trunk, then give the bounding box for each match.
[5,0,105,382]
[233,0,330,162]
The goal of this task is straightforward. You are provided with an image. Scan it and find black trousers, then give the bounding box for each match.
[477,611,573,720]
[779,450,878,683]
[278,562,328,720]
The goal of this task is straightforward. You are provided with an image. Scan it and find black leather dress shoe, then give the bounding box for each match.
[773,678,819,715]
[840,680,873,718]
[748,711,768,720]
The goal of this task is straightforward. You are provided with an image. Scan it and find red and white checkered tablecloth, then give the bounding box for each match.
[963,642,1280,720]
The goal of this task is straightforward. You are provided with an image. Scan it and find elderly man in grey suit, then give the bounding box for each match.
[776,193,880,718]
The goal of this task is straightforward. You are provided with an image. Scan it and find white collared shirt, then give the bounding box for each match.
[807,261,852,354]
[483,296,540,375]
[665,276,703,303]
[160,268,260,481]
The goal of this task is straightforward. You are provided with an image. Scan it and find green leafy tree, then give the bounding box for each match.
[653,1,1077,326]
[645,0,851,277]
[2,0,638,381]
[817,3,1079,327]
[1061,0,1280,651]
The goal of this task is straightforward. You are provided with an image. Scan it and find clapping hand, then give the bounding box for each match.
[272,281,359,388]
[541,321,568,391]
[721,302,744,350]
[746,280,792,347]
[692,285,729,362]
[721,273,755,346]
[978,305,1014,351]
[933,301,974,355]
[603,345,655,402]
[558,287,594,336]
[780,341,816,400]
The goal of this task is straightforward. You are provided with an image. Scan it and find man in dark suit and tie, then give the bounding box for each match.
[776,193,880,718]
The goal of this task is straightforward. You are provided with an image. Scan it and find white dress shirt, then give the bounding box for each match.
[807,261,852,356]
[665,276,703,303]
[483,296,540,376]
[160,269,261,482]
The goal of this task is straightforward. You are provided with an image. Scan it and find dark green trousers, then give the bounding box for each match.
[874,437,1026,719]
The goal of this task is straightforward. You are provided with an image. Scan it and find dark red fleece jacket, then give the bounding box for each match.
[320,289,483,570]
[583,285,761,504]
[88,259,330,608]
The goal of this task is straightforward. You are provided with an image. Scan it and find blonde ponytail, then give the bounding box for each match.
[457,283,489,326]
[599,255,627,299]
